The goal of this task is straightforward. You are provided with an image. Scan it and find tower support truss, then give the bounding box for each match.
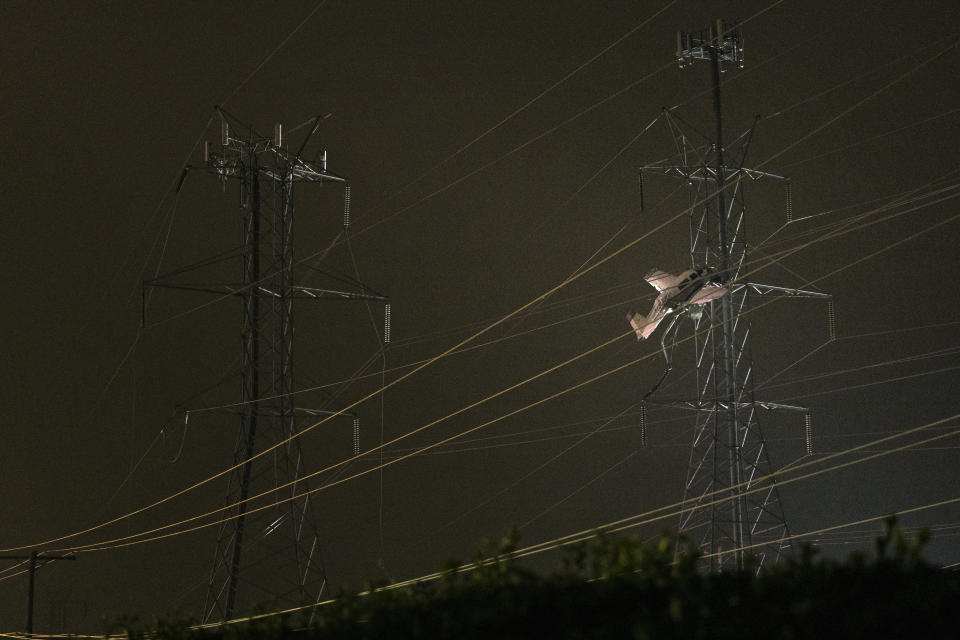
[640,21,832,571]
[145,111,387,621]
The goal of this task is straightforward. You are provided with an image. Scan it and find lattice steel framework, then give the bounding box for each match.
[640,21,832,571]
[146,111,387,621]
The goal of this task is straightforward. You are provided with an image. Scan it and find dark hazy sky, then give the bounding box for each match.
[1,0,959,632]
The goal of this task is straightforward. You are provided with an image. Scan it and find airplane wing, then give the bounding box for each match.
[689,284,727,305]
[643,269,678,292]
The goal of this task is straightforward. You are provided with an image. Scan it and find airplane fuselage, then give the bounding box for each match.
[628,266,726,340]
[663,267,717,309]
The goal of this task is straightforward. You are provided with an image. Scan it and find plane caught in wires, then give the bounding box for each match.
[627,267,727,340]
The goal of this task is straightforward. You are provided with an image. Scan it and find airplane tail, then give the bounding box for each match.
[627,312,648,340]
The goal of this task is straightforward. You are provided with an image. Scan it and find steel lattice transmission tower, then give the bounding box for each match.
[638,21,833,571]
[145,110,387,621]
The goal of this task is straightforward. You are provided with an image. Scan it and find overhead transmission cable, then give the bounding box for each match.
[184,122,960,417]
[776,365,960,403]
[345,232,391,571]
[354,413,960,592]
[778,106,960,170]
[138,0,923,334]
[12,154,954,556]
[382,363,960,461]
[206,490,960,630]
[144,16,959,335]
[14,26,957,555]
[47,204,960,557]
[759,344,960,392]
[760,35,960,169]
[187,173,951,409]
[57,0,338,514]
[486,428,960,567]
[323,0,790,246]
[356,200,960,552]
[434,402,642,534]
[711,495,960,562]
[54,394,960,559]
[756,170,960,249]
[218,0,329,107]
[16,170,952,560]
[341,0,681,232]
[765,32,957,122]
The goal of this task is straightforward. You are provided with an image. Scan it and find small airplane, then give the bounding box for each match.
[627,266,727,340]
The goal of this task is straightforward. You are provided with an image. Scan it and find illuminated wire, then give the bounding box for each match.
[343,0,680,231]
[32,200,960,565]
[840,320,960,341]
[711,495,960,561]
[61,417,959,633]
[219,1,329,107]
[137,4,955,337]
[95,427,167,520]
[413,190,960,529]
[760,345,960,391]
[776,365,960,403]
[383,208,960,556]
[778,106,960,170]
[758,180,960,253]
[765,32,955,121]
[501,429,960,565]
[14,30,960,555]
[186,148,677,416]
[754,339,834,391]
[435,402,641,534]
[15,7,960,628]
[0,558,29,579]
[346,232,391,571]
[336,0,794,245]
[4,154,729,553]
[344,63,677,243]
[356,417,960,591]
[59,256,960,553]
[28,175,960,557]
[519,446,641,531]
[760,35,960,168]
[58,329,638,554]
[755,173,960,249]
[155,420,960,633]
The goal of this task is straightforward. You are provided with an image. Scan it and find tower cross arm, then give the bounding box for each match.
[656,400,810,413]
[141,282,385,301]
[640,165,784,182]
[265,148,347,183]
[731,283,832,299]
[290,285,386,300]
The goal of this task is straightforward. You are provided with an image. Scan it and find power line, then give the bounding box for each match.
[53,414,960,635]
[8,168,953,558]
[344,0,681,230]
[347,416,960,594]
[11,42,959,559]
[759,35,960,168]
[712,495,960,562]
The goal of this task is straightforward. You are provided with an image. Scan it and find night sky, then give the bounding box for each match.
[2,0,959,632]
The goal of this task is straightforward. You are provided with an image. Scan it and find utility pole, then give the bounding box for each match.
[0,551,76,636]
[145,109,388,621]
[639,20,834,570]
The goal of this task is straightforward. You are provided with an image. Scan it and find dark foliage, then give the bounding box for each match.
[104,519,956,640]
